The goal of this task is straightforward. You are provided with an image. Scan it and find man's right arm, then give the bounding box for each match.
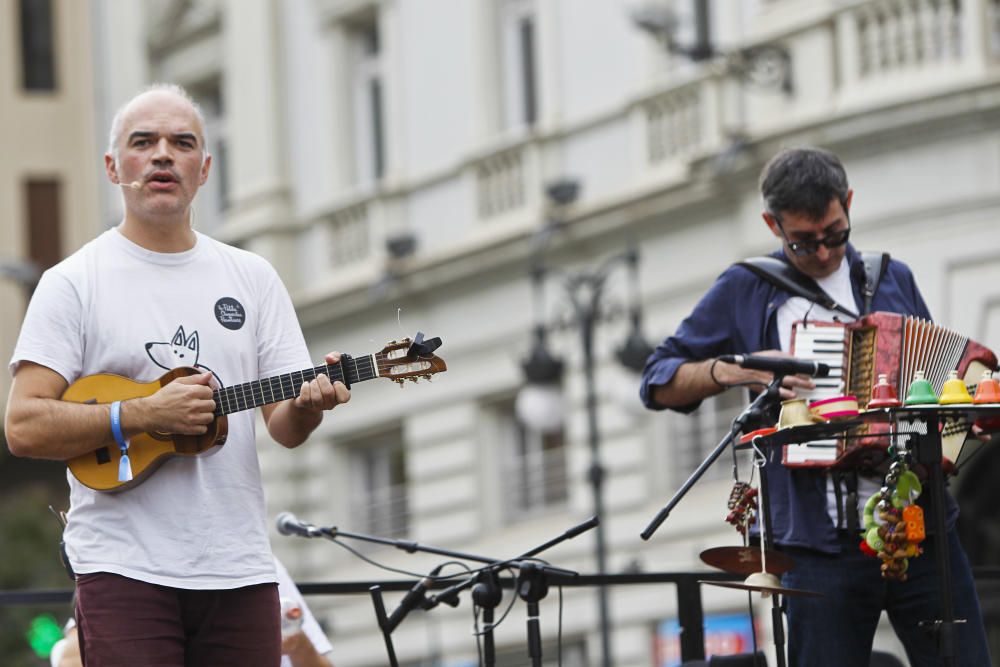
[649,354,816,409]
[5,362,217,461]
[651,359,726,408]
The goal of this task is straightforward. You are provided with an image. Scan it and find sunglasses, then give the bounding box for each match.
[773,217,851,257]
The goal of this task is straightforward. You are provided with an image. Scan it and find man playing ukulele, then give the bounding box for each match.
[5,84,350,666]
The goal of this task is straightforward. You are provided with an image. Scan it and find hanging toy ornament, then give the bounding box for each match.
[725,481,758,536]
[860,442,925,581]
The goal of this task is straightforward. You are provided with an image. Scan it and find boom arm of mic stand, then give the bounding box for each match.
[640,376,785,541]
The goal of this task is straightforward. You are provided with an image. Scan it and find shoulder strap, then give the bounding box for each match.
[737,256,860,319]
[859,251,890,315]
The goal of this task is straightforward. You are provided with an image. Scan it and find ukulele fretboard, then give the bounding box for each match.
[212,354,378,416]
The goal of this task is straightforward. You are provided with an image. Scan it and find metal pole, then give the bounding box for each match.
[573,274,613,667]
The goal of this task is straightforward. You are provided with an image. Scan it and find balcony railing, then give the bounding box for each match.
[293,0,1000,299]
[645,84,705,165]
[325,203,371,268]
[475,147,527,219]
[855,0,963,78]
[347,483,409,539]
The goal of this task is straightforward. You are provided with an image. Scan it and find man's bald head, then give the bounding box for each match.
[107,83,208,163]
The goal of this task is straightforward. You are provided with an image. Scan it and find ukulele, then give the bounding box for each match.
[63,334,446,492]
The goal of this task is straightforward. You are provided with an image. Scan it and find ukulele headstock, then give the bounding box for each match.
[376,333,447,385]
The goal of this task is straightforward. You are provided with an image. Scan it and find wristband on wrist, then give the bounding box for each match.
[709,358,727,389]
[110,401,133,482]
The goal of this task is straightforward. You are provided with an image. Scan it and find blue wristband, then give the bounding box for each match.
[110,400,133,483]
[110,401,127,451]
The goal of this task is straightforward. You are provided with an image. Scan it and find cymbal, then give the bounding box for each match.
[700,576,823,598]
[700,546,795,575]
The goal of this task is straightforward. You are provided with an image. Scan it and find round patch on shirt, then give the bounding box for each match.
[214,297,246,330]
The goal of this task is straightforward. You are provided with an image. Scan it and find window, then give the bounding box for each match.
[187,79,227,230]
[500,399,568,518]
[347,430,409,538]
[499,0,539,130]
[25,179,61,272]
[348,12,386,184]
[19,0,56,91]
[667,389,748,489]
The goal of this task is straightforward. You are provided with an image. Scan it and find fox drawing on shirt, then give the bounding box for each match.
[145,324,222,386]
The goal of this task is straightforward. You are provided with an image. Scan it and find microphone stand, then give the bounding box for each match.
[471,570,503,667]
[639,376,788,666]
[641,375,786,541]
[288,516,597,667]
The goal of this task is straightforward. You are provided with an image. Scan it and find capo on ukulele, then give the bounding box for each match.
[407,332,442,359]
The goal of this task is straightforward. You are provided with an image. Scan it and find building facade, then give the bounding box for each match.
[0,0,103,409]
[49,0,1000,664]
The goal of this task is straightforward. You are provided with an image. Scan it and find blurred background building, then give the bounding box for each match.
[5,0,1000,665]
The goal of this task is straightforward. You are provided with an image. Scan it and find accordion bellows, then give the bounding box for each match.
[786,312,998,468]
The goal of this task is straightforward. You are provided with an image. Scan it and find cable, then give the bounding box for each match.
[473,605,483,667]
[327,536,473,582]
[557,586,564,667]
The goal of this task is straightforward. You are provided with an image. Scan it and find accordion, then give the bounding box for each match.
[785,311,998,468]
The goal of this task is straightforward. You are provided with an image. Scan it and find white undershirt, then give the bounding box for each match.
[775,258,881,529]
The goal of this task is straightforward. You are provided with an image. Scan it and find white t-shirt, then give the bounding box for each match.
[775,258,880,528]
[11,229,311,589]
[275,558,334,665]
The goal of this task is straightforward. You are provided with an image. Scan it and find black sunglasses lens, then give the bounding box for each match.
[825,229,850,247]
[791,228,850,255]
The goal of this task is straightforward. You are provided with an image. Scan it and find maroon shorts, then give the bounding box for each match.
[75,572,281,667]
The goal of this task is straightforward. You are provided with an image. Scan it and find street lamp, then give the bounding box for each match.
[516,182,654,667]
[631,0,794,94]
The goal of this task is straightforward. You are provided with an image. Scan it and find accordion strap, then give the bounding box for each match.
[737,256,859,319]
[860,251,890,315]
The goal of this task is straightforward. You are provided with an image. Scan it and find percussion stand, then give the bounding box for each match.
[641,376,789,667]
[754,443,787,667]
[905,408,959,667]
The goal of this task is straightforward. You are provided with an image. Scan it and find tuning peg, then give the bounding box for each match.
[408,377,418,383]
[395,379,405,387]
[423,374,432,382]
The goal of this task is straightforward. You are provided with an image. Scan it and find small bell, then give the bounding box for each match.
[868,373,902,409]
[973,369,1000,430]
[939,370,973,405]
[904,370,939,405]
[743,570,782,599]
[973,369,1000,404]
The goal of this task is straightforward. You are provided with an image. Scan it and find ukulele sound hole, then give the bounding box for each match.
[95,447,111,465]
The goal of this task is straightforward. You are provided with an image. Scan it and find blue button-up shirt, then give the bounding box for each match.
[640,244,943,553]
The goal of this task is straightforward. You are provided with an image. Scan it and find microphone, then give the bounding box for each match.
[385,564,444,632]
[718,354,830,378]
[118,180,142,190]
[275,511,322,538]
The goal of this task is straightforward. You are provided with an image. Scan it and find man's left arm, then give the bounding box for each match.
[262,351,351,448]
